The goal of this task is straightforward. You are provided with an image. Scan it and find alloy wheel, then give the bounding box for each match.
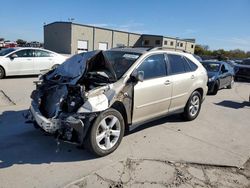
[189,95,200,116]
[96,115,121,150]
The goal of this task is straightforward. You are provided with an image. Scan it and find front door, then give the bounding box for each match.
[132,53,172,124]
[7,49,34,75]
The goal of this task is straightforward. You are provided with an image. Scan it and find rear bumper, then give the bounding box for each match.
[30,101,60,133]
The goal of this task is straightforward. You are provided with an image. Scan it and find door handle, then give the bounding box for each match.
[164,80,171,85]
[191,75,195,79]
[27,59,32,61]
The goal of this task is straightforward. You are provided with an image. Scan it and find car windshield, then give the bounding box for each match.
[0,48,16,56]
[202,62,220,72]
[103,51,141,79]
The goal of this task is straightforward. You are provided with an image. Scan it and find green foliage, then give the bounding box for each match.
[16,39,27,45]
[195,45,250,59]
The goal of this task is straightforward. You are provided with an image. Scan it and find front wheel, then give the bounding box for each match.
[227,77,234,89]
[183,91,202,121]
[0,66,5,79]
[85,108,125,156]
[211,81,219,95]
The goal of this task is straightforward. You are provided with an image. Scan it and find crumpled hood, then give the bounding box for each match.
[43,50,117,85]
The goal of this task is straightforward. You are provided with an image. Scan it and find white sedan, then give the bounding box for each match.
[0,48,67,79]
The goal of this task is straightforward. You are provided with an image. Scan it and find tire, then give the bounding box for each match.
[211,81,219,95]
[0,66,5,79]
[85,108,125,156]
[227,77,234,89]
[183,91,202,121]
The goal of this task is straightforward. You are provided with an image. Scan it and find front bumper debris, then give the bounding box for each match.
[30,101,60,134]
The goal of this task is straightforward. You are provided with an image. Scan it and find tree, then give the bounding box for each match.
[195,44,249,59]
[0,38,4,41]
[16,39,27,46]
[194,45,206,55]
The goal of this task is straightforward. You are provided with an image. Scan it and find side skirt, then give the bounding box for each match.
[128,108,184,131]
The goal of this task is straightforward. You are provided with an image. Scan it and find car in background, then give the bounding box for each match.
[234,58,250,81]
[193,54,202,62]
[0,48,67,79]
[201,60,234,95]
[28,48,208,156]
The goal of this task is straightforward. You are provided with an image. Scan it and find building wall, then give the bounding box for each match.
[129,34,141,47]
[176,39,186,51]
[93,28,113,50]
[44,22,71,54]
[140,35,163,47]
[71,24,94,54]
[44,22,196,54]
[185,42,195,54]
[162,37,176,49]
[113,31,129,47]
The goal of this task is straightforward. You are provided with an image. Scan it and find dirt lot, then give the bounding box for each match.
[0,77,250,188]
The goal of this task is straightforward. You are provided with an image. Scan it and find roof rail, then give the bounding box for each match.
[149,47,190,53]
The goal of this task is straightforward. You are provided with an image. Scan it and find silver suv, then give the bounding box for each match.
[28,48,208,156]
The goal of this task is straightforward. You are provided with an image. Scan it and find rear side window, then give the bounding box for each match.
[185,57,198,71]
[167,54,189,74]
[137,54,167,80]
[34,50,53,57]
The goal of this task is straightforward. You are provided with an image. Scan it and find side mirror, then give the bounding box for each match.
[10,54,18,59]
[131,70,144,82]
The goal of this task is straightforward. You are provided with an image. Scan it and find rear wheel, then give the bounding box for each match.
[0,66,5,79]
[85,108,125,156]
[183,91,201,121]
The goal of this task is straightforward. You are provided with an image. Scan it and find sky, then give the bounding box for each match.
[0,0,250,51]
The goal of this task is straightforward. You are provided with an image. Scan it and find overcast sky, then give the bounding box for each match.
[1,0,249,51]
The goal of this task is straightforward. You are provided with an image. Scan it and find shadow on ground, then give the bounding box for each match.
[4,75,38,79]
[0,109,96,169]
[0,109,184,169]
[214,100,250,109]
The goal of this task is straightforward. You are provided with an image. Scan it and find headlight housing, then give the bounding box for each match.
[208,76,216,82]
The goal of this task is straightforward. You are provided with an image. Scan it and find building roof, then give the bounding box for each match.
[44,22,195,43]
[44,21,141,36]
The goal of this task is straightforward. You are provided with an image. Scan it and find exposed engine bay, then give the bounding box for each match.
[28,50,138,145]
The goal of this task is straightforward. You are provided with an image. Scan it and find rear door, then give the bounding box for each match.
[7,49,34,75]
[133,53,172,124]
[33,49,54,73]
[166,53,195,111]
[219,64,228,88]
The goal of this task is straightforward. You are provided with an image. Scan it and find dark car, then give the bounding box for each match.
[201,60,234,95]
[234,59,250,81]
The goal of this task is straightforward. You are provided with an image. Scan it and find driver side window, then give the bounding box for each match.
[13,50,34,58]
[137,54,167,80]
[221,64,226,73]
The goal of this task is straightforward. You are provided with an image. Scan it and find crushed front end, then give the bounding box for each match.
[28,50,117,144]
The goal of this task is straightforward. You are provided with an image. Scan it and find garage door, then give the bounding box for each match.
[77,40,88,53]
[98,42,108,50]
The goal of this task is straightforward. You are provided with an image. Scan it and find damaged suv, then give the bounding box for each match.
[28,48,208,156]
